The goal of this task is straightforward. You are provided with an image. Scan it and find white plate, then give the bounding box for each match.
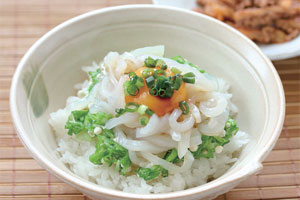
[152,0,300,60]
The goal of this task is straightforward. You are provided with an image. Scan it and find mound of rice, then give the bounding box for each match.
[55,131,248,193]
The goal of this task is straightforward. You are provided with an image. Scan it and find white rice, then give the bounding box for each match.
[49,46,249,193]
[55,131,248,193]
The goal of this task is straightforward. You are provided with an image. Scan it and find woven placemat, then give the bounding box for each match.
[0,0,299,199]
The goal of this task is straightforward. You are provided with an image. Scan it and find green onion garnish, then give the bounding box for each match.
[173,76,182,90]
[161,64,168,70]
[188,62,205,73]
[155,59,165,67]
[171,56,186,64]
[125,102,140,112]
[158,88,166,97]
[171,67,182,74]
[124,57,197,99]
[150,88,158,96]
[115,104,155,118]
[183,72,195,78]
[172,55,205,73]
[225,117,237,129]
[163,148,181,163]
[123,80,130,96]
[155,77,164,88]
[182,72,196,84]
[146,76,155,88]
[145,109,154,116]
[165,88,174,98]
[162,79,172,87]
[137,104,148,115]
[124,71,146,96]
[129,72,136,79]
[179,101,189,115]
[182,77,195,84]
[88,68,101,92]
[115,108,126,117]
[154,70,167,78]
[144,57,156,68]
[139,115,149,126]
[127,84,139,96]
[135,77,144,88]
[142,68,154,78]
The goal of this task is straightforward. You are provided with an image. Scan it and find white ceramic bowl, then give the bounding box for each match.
[10,5,285,200]
[153,0,300,60]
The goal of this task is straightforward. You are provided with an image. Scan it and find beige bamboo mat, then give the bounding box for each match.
[0,0,300,199]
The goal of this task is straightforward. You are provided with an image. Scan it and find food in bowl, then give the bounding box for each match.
[194,0,300,44]
[48,45,249,193]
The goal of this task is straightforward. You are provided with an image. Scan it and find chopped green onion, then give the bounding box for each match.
[183,72,195,78]
[165,88,174,98]
[163,148,181,163]
[191,118,239,159]
[145,109,154,116]
[182,72,196,84]
[150,87,158,96]
[142,71,148,78]
[137,104,148,115]
[65,110,112,136]
[158,88,166,97]
[188,62,205,73]
[139,115,149,126]
[88,68,101,92]
[171,67,182,74]
[115,108,126,117]
[123,80,130,96]
[142,57,196,99]
[124,72,145,96]
[129,72,136,79]
[155,77,164,88]
[146,76,155,88]
[164,148,178,162]
[161,64,168,70]
[182,77,195,84]
[127,84,139,96]
[161,81,171,89]
[179,101,189,115]
[225,117,237,129]
[71,110,89,121]
[171,56,186,64]
[116,105,154,118]
[171,55,205,73]
[144,56,156,68]
[135,77,144,88]
[90,131,131,175]
[136,165,166,181]
[142,68,154,78]
[125,102,139,112]
[155,59,165,67]
[154,70,167,78]
[173,75,182,90]
[130,73,138,83]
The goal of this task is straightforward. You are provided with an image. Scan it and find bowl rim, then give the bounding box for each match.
[10,4,285,199]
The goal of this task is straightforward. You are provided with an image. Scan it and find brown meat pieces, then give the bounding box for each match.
[196,0,234,21]
[230,24,289,43]
[196,0,300,43]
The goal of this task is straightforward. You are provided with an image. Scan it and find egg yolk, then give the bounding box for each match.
[125,67,187,117]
